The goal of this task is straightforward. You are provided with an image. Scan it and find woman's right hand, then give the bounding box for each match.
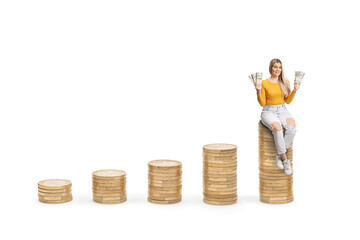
[256,84,262,94]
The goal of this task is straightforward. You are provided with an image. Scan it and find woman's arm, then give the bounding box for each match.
[257,85,266,106]
[285,82,300,104]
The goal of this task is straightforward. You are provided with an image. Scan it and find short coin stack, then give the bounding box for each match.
[92,169,127,204]
[259,121,294,204]
[203,143,238,205]
[38,179,72,203]
[148,160,182,204]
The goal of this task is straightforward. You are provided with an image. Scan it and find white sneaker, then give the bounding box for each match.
[283,159,293,176]
[276,155,284,170]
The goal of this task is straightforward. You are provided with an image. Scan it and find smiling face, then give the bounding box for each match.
[271,62,282,77]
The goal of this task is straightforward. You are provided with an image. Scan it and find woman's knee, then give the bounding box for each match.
[286,118,296,129]
[271,122,282,132]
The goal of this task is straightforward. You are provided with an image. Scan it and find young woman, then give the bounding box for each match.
[256,59,300,176]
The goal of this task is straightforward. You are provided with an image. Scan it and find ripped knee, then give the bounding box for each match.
[286,118,296,128]
[271,122,282,132]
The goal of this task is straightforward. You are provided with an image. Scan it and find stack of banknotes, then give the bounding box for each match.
[248,72,263,86]
[294,71,305,85]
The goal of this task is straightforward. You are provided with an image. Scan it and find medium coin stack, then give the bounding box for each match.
[38,179,72,203]
[92,169,127,204]
[203,143,237,205]
[259,121,294,204]
[148,160,182,204]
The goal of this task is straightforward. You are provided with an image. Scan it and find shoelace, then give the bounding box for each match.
[283,160,291,170]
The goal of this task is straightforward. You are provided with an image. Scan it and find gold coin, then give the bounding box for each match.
[260,195,294,200]
[148,183,181,188]
[203,190,237,196]
[92,169,126,178]
[147,197,181,204]
[203,181,237,187]
[203,143,237,151]
[93,192,126,198]
[203,199,237,205]
[92,174,126,179]
[203,195,237,201]
[149,187,181,193]
[204,164,237,169]
[260,189,292,194]
[203,161,237,165]
[148,195,181,200]
[92,177,126,183]
[260,183,292,188]
[259,172,292,177]
[204,180,237,185]
[203,172,237,178]
[93,185,125,190]
[204,182,237,187]
[260,191,292,196]
[203,155,237,159]
[149,192,181,197]
[148,172,182,177]
[204,187,237,192]
[204,169,237,174]
[93,196,127,204]
[93,191,126,196]
[203,175,237,181]
[39,196,73,204]
[148,175,181,181]
[203,164,237,169]
[38,191,72,197]
[259,179,293,184]
[148,180,181,185]
[148,160,182,168]
[93,195,127,201]
[148,179,181,184]
[38,187,72,193]
[38,179,72,189]
[38,195,73,203]
[149,185,182,190]
[260,198,293,204]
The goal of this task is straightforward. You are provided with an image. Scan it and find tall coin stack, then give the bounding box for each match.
[148,160,182,204]
[259,121,294,204]
[203,143,238,205]
[38,179,73,203]
[92,169,127,204]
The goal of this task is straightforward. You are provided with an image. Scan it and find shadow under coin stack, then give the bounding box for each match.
[203,143,238,205]
[148,160,182,204]
[92,169,127,204]
[259,121,294,204]
[38,179,73,203]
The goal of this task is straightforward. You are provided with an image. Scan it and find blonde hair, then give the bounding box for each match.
[269,59,291,97]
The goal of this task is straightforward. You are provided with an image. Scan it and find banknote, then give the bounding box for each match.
[248,75,255,85]
[295,71,305,84]
[256,72,263,85]
[249,72,262,86]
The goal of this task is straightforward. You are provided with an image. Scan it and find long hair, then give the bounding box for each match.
[269,59,291,97]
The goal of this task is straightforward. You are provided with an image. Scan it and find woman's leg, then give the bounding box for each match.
[279,110,296,150]
[260,112,287,156]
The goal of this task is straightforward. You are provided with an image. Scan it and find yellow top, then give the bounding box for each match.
[257,79,296,106]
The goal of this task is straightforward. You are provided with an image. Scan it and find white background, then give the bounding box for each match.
[1,0,359,239]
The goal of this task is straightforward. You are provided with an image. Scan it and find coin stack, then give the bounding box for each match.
[259,121,294,204]
[38,179,73,204]
[92,169,127,204]
[148,160,182,204]
[203,143,237,205]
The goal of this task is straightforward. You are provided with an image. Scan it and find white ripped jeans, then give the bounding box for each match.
[260,104,296,155]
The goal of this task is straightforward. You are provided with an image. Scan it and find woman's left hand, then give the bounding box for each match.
[294,83,300,92]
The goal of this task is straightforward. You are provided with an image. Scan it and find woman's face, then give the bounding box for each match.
[271,62,282,77]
